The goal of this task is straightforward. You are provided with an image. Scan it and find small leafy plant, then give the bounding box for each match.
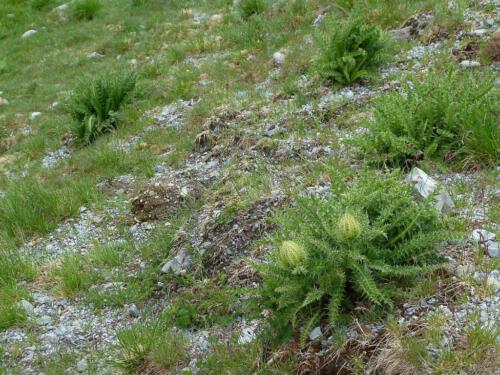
[315,15,385,86]
[68,71,136,144]
[356,67,499,169]
[238,0,267,20]
[71,0,102,21]
[257,171,447,341]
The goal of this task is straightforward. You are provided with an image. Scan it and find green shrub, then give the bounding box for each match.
[256,171,447,342]
[71,0,102,21]
[69,71,136,144]
[315,15,385,87]
[356,68,499,169]
[238,0,267,19]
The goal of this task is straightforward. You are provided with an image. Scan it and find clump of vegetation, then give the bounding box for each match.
[315,15,385,87]
[238,0,267,19]
[71,0,102,21]
[256,171,448,342]
[356,67,499,169]
[68,71,136,144]
[30,0,55,11]
[0,252,36,330]
[114,323,188,373]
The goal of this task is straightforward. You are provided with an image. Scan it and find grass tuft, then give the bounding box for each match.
[71,0,102,21]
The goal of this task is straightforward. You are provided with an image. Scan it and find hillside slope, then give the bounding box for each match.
[0,0,499,374]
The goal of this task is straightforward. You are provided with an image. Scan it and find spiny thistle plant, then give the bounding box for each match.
[356,67,499,169]
[256,171,448,342]
[68,71,136,145]
[315,14,385,86]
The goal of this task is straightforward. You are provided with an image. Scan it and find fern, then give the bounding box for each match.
[68,71,136,145]
[257,170,448,341]
[315,14,385,87]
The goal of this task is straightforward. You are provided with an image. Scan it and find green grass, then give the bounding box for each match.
[70,0,102,21]
[114,323,189,373]
[0,252,36,330]
[0,174,95,247]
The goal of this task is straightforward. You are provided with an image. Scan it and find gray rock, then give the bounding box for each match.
[87,52,104,59]
[161,250,191,275]
[435,190,455,213]
[486,241,498,258]
[471,229,495,243]
[128,304,139,317]
[17,300,34,315]
[389,26,413,40]
[309,326,322,341]
[37,315,52,326]
[77,359,88,373]
[22,30,37,39]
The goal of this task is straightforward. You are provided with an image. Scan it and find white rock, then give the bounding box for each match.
[30,112,42,120]
[54,3,69,12]
[77,359,88,373]
[22,30,37,39]
[49,101,60,109]
[470,29,487,36]
[129,59,138,65]
[273,51,286,65]
[309,326,322,341]
[460,60,481,68]
[0,97,9,106]
[406,167,438,198]
[87,52,104,59]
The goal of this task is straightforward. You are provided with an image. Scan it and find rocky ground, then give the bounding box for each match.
[0,0,499,374]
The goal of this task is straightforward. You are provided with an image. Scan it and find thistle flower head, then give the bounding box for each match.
[338,212,362,240]
[277,241,306,268]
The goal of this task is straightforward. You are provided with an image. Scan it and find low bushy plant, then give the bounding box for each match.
[71,0,102,21]
[356,67,499,169]
[238,0,267,19]
[256,171,448,341]
[315,15,385,86]
[68,71,136,144]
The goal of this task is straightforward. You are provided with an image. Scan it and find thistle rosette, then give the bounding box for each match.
[277,241,306,268]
